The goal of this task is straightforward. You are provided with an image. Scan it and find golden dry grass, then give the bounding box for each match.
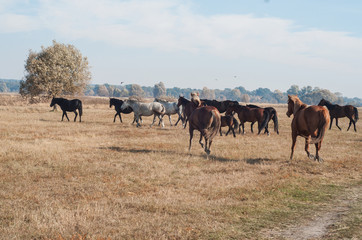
[0,95,361,239]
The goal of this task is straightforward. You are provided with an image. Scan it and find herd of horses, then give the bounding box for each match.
[50,95,359,161]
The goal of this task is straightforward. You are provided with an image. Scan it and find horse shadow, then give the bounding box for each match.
[103,146,272,164]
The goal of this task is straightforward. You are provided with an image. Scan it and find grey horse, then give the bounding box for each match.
[121,99,166,127]
[154,98,183,126]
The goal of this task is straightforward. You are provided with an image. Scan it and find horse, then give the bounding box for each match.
[188,106,221,156]
[318,99,358,132]
[247,104,279,135]
[225,105,269,135]
[154,98,183,126]
[219,115,238,137]
[109,98,139,123]
[287,95,330,162]
[177,96,200,128]
[50,97,82,122]
[201,99,239,113]
[121,99,166,127]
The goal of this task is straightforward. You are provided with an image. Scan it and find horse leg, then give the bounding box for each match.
[150,114,157,127]
[290,131,297,160]
[61,112,65,121]
[199,134,204,148]
[205,138,211,155]
[64,112,70,121]
[251,122,254,133]
[113,113,117,122]
[159,115,165,128]
[219,127,223,136]
[335,118,342,130]
[305,138,314,160]
[119,113,122,123]
[73,111,78,122]
[135,114,141,127]
[231,127,236,138]
[226,126,231,136]
[353,120,357,132]
[315,142,323,162]
[168,115,173,126]
[189,128,194,152]
[329,118,333,130]
[241,122,245,134]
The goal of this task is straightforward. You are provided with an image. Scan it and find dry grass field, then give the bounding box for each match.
[0,94,361,239]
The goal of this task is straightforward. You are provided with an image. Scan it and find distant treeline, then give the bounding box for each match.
[1,79,361,106]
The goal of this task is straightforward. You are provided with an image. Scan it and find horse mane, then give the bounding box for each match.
[289,95,307,114]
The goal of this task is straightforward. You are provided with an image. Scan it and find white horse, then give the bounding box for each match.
[154,98,184,126]
[121,99,166,127]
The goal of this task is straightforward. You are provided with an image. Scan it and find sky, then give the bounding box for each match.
[1,0,362,98]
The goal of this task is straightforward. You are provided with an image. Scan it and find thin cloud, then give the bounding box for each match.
[1,0,362,74]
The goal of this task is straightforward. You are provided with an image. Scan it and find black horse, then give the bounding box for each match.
[109,98,136,123]
[50,97,83,122]
[318,99,359,131]
[247,104,279,135]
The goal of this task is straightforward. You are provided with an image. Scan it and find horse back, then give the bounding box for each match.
[190,106,220,130]
[294,105,329,136]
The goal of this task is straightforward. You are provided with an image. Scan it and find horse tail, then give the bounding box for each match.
[310,110,329,144]
[203,109,221,140]
[161,104,166,115]
[354,107,358,122]
[232,117,239,131]
[78,101,83,117]
[258,109,270,134]
[272,109,279,134]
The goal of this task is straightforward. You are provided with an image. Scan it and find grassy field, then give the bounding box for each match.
[0,94,361,239]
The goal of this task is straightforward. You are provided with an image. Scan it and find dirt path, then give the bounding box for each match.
[266,184,361,240]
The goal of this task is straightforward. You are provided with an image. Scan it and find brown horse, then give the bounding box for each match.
[189,106,221,156]
[219,115,238,137]
[318,99,358,132]
[247,104,279,135]
[287,95,330,162]
[225,105,269,135]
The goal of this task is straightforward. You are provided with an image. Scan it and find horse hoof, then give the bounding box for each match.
[205,149,210,155]
[308,154,315,160]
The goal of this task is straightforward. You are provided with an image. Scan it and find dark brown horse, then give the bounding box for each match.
[247,104,279,135]
[177,96,203,128]
[225,105,269,135]
[318,99,358,132]
[189,106,221,156]
[287,95,330,162]
[201,99,239,113]
[219,115,238,137]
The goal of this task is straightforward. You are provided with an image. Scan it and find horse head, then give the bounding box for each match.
[287,95,307,117]
[109,98,115,108]
[50,97,56,107]
[318,98,330,107]
[177,96,187,107]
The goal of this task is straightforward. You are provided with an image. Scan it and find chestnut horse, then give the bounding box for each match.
[287,95,330,162]
[225,105,269,135]
[189,106,221,156]
[318,99,358,132]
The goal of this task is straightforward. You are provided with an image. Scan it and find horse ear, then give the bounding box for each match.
[288,95,291,99]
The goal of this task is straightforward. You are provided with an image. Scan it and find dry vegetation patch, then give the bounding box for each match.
[0,95,361,239]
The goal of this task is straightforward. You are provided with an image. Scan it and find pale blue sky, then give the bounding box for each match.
[1,0,362,98]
